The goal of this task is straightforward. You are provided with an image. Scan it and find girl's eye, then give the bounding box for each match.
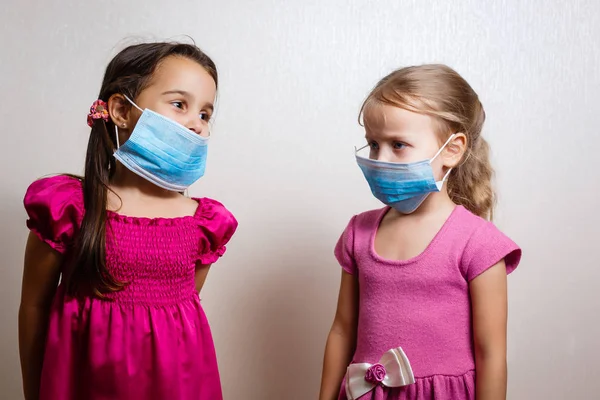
[199,113,209,121]
[368,141,379,150]
[393,142,406,150]
[171,101,184,109]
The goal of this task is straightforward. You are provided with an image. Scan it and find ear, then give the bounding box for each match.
[443,133,467,168]
[107,94,134,130]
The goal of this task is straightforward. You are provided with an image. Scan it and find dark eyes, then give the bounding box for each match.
[171,101,210,121]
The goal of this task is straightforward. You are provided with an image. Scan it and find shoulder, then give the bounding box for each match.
[337,206,387,248]
[454,206,514,245]
[350,207,388,235]
[451,205,489,231]
[25,175,83,205]
[194,197,237,227]
[24,175,84,217]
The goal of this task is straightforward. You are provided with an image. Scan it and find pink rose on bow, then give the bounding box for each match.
[364,363,386,384]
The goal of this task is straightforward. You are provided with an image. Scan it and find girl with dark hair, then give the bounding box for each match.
[19,41,237,400]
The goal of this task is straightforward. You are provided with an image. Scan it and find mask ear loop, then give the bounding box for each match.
[123,94,144,112]
[431,133,457,186]
[430,133,457,162]
[114,125,121,149]
[355,144,369,153]
[114,94,142,150]
[441,167,453,182]
[355,144,369,160]
[434,167,454,191]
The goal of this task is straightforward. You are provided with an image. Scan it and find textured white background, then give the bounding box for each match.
[1,1,599,399]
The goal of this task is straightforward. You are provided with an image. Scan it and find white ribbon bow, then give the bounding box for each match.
[344,347,415,400]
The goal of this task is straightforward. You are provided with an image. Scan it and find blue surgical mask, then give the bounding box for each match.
[113,95,209,192]
[356,134,455,214]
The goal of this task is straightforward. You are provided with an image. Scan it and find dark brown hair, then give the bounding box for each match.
[360,64,494,220]
[68,42,218,297]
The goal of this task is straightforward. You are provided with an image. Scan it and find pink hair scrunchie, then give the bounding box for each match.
[87,99,109,127]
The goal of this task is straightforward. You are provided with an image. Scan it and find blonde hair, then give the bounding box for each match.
[360,64,495,220]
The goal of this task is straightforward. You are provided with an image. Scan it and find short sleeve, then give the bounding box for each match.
[195,198,238,265]
[461,222,522,281]
[23,175,84,254]
[334,215,358,275]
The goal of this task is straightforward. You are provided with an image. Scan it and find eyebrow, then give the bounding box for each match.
[162,90,214,112]
[365,132,413,142]
[162,89,191,97]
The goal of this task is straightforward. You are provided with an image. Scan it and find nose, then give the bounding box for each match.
[374,147,393,162]
[187,115,208,137]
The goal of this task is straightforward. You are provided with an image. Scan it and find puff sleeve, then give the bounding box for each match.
[23,175,84,254]
[195,198,238,265]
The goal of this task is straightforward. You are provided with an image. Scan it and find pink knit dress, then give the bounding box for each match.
[335,206,521,400]
[23,175,238,400]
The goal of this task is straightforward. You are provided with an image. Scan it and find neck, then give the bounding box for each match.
[110,162,180,199]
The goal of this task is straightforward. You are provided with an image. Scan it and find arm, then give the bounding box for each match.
[194,263,212,293]
[319,271,359,400]
[19,232,62,400]
[470,260,508,400]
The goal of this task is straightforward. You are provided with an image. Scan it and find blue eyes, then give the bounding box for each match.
[368,141,406,150]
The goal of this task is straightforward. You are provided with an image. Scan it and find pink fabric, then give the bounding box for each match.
[335,206,521,400]
[24,175,238,400]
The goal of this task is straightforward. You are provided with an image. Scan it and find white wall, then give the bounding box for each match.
[1,1,599,399]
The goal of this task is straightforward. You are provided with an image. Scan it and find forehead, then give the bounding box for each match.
[363,102,435,136]
[145,56,216,99]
